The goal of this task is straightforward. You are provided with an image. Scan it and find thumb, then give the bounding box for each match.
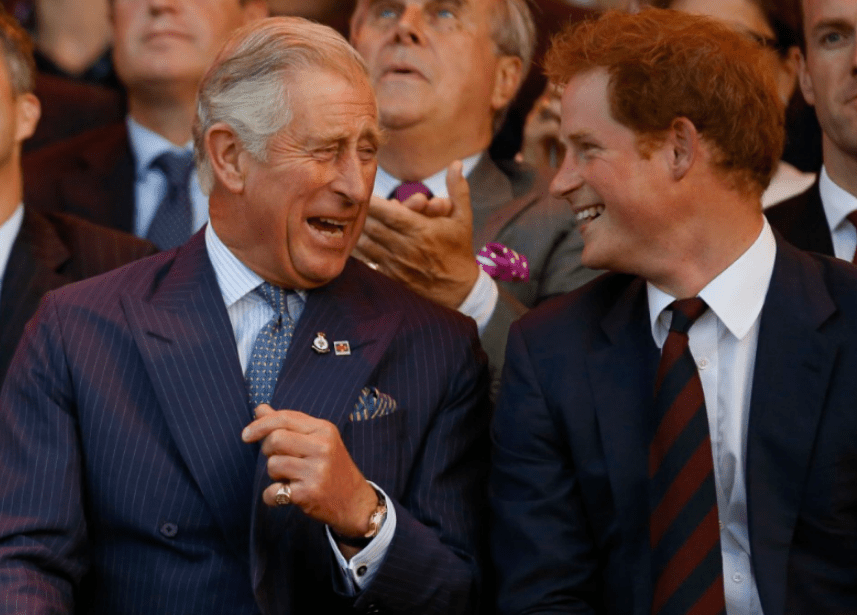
[445,160,472,225]
[253,403,275,420]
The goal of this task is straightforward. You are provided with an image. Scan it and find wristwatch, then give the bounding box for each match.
[333,486,387,549]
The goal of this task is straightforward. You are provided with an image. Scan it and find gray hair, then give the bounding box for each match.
[0,9,36,95]
[492,0,536,79]
[193,17,371,194]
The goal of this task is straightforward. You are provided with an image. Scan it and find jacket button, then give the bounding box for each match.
[160,522,178,538]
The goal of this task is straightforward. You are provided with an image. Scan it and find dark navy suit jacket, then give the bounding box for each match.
[765,180,835,257]
[0,229,490,614]
[491,236,857,614]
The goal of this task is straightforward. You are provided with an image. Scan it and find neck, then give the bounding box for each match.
[35,0,111,75]
[0,159,22,227]
[378,121,490,181]
[648,195,765,299]
[127,90,198,146]
[821,136,857,198]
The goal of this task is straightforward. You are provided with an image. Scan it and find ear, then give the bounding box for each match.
[665,117,698,181]
[490,55,523,112]
[240,0,269,23]
[206,122,248,194]
[797,49,815,106]
[14,93,40,143]
[775,46,801,104]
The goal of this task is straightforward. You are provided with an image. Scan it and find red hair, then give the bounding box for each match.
[544,8,784,196]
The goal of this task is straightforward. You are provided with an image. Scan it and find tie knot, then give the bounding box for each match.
[152,150,194,188]
[255,282,290,317]
[668,297,708,334]
[392,182,432,202]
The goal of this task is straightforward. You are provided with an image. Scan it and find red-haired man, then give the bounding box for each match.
[491,8,857,614]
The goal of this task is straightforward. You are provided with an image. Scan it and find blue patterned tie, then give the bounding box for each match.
[146,151,194,250]
[246,283,295,409]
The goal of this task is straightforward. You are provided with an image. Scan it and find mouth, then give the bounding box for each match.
[307,217,349,239]
[381,63,426,81]
[576,205,604,224]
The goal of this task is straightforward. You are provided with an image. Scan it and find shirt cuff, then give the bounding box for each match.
[457,268,498,335]
[326,481,397,595]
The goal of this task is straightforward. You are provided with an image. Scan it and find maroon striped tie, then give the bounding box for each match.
[649,298,725,615]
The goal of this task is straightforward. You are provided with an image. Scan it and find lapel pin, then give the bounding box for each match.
[334,341,351,356]
[312,332,330,354]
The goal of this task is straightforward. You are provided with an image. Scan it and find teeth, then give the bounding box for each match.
[318,218,346,228]
[576,205,604,223]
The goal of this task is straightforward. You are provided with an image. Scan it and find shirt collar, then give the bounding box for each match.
[648,219,776,345]
[819,164,857,231]
[126,116,194,175]
[205,223,308,308]
[373,151,483,198]
[0,204,24,281]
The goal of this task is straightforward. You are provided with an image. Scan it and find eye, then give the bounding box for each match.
[819,30,846,46]
[358,144,378,162]
[372,2,401,21]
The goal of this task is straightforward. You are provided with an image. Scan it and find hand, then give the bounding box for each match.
[242,404,378,539]
[518,83,565,169]
[356,160,480,310]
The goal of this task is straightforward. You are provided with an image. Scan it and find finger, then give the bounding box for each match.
[445,160,472,226]
[264,480,299,508]
[253,403,275,420]
[367,194,426,234]
[265,452,310,483]
[421,196,453,218]
[242,409,317,443]
[258,427,316,459]
[399,192,430,213]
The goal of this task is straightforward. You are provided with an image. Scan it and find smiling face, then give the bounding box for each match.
[550,70,679,277]
[215,69,380,289]
[351,0,510,144]
[800,0,857,174]
[112,0,264,97]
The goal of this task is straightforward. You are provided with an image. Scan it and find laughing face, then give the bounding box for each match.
[550,69,679,277]
[217,69,380,289]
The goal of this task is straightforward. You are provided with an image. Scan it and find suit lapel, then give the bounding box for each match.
[0,210,71,380]
[122,230,258,561]
[59,124,136,233]
[586,277,659,604]
[250,260,402,600]
[747,239,838,615]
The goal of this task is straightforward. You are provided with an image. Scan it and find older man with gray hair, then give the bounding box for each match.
[0,17,490,615]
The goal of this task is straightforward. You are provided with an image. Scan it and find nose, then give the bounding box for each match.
[147,0,177,15]
[334,149,373,206]
[392,5,426,46]
[550,150,584,200]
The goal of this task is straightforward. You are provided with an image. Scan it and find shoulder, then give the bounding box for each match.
[23,122,130,173]
[515,271,638,338]
[39,211,156,264]
[765,181,819,228]
[339,258,479,338]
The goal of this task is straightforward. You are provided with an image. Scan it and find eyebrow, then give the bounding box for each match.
[810,17,855,36]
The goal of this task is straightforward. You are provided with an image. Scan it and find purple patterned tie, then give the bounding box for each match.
[476,242,530,282]
[391,182,432,202]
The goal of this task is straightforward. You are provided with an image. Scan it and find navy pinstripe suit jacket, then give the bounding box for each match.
[0,229,490,614]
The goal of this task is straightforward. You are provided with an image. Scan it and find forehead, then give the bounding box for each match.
[803,0,857,29]
[356,0,498,22]
[560,70,613,133]
[286,69,379,137]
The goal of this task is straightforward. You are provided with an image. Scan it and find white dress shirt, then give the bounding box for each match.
[647,219,777,615]
[204,223,396,593]
[127,117,208,239]
[819,165,857,261]
[0,204,24,299]
[373,154,498,333]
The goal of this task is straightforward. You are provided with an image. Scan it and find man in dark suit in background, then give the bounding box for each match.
[766,0,857,259]
[0,10,154,386]
[492,9,857,614]
[349,0,598,393]
[21,0,267,248]
[0,17,490,614]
